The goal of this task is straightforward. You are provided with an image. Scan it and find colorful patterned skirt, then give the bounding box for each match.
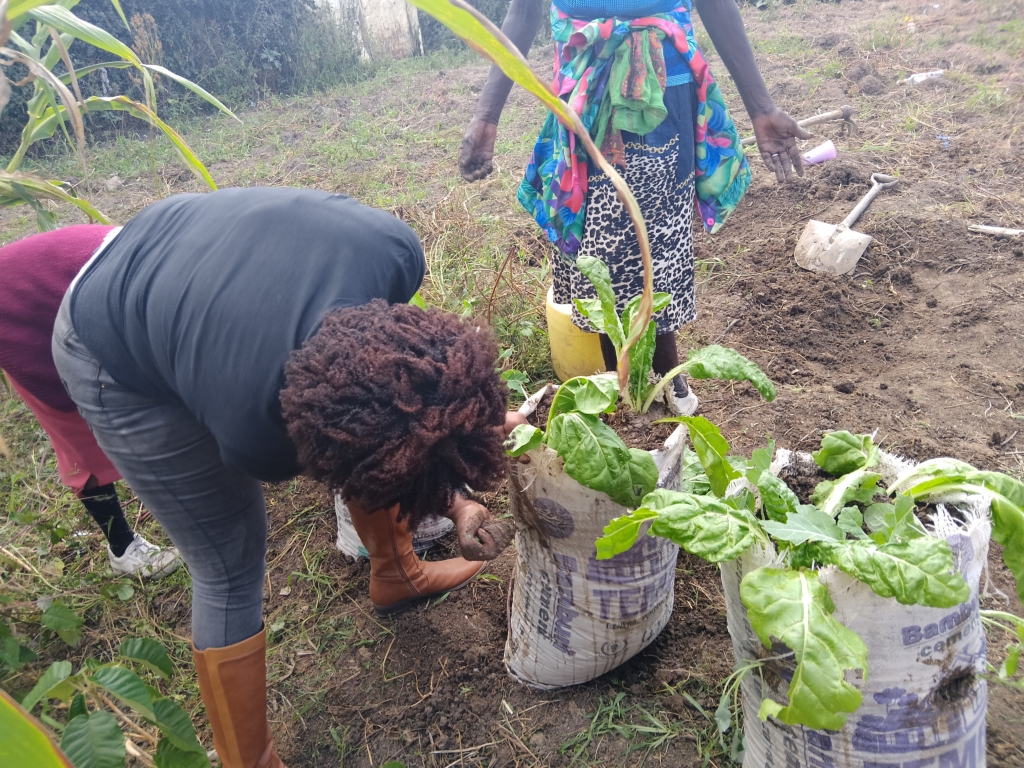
[552,83,698,334]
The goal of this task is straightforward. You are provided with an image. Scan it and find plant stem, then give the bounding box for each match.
[641,362,692,414]
[6,140,29,172]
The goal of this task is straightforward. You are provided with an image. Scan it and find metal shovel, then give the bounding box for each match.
[795,173,898,275]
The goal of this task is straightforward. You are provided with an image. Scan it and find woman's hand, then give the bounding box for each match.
[447,495,512,561]
[503,410,529,436]
[752,107,813,183]
[459,117,498,182]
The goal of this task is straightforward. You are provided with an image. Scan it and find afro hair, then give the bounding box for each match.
[280,299,508,530]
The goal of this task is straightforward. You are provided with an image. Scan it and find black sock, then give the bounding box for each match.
[80,484,135,558]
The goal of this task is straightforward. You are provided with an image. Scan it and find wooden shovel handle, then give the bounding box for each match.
[740,105,857,146]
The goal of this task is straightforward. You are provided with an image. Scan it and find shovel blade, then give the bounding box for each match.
[794,219,873,275]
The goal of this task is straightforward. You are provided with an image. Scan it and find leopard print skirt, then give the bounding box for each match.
[552,83,698,334]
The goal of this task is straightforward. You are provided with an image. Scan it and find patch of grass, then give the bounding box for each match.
[559,691,701,766]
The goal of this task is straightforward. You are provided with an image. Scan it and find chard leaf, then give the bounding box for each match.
[819,538,970,608]
[505,424,543,457]
[746,439,776,485]
[741,567,866,731]
[627,317,657,409]
[901,469,1024,601]
[626,448,659,503]
[658,415,740,498]
[574,297,607,332]
[864,494,926,543]
[548,375,619,424]
[757,473,799,523]
[681,345,776,402]
[547,411,643,507]
[595,508,660,560]
[649,492,763,562]
[817,470,882,519]
[886,457,976,496]
[680,445,711,495]
[575,256,624,351]
[813,431,878,476]
[761,505,843,545]
[836,507,869,540]
[726,488,758,515]
[622,292,672,332]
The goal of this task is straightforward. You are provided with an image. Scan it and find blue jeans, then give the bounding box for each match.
[52,293,267,649]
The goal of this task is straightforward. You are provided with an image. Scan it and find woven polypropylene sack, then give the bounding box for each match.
[722,449,990,768]
[503,427,686,688]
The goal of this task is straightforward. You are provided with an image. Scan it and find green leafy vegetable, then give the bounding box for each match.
[746,439,775,485]
[836,507,869,540]
[595,508,659,559]
[650,494,763,562]
[813,431,878,476]
[505,424,543,457]
[658,415,741,497]
[574,256,624,351]
[681,345,777,402]
[756,472,799,523]
[119,638,173,680]
[819,538,970,608]
[760,505,843,545]
[92,666,154,719]
[547,375,618,425]
[546,412,649,507]
[21,660,72,713]
[816,469,882,519]
[741,567,867,731]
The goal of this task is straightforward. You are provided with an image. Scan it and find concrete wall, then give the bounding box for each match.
[321,0,423,61]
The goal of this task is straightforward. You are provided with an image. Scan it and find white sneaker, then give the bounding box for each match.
[666,376,700,416]
[109,534,182,580]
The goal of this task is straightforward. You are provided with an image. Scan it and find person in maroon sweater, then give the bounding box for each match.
[0,225,180,579]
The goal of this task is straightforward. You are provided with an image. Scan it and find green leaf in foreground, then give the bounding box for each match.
[596,507,659,560]
[21,660,72,713]
[837,507,870,540]
[813,431,877,476]
[642,490,763,562]
[658,415,740,498]
[60,710,126,768]
[761,505,843,545]
[681,345,777,402]
[154,737,212,768]
[505,424,543,457]
[546,412,642,506]
[41,601,84,647]
[119,637,174,679]
[151,697,206,754]
[92,665,154,719]
[820,538,970,608]
[741,567,866,730]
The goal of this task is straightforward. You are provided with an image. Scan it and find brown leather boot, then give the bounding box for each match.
[192,628,286,768]
[347,502,484,616]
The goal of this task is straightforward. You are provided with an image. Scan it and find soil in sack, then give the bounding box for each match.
[722,449,990,768]
[504,398,686,689]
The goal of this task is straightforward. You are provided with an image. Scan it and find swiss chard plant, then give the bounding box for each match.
[595,426,1024,731]
[506,261,776,507]
[573,256,776,414]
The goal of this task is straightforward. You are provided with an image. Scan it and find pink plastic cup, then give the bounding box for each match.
[802,140,837,166]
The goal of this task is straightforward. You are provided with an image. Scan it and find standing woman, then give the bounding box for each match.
[461,0,810,413]
[50,187,515,768]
